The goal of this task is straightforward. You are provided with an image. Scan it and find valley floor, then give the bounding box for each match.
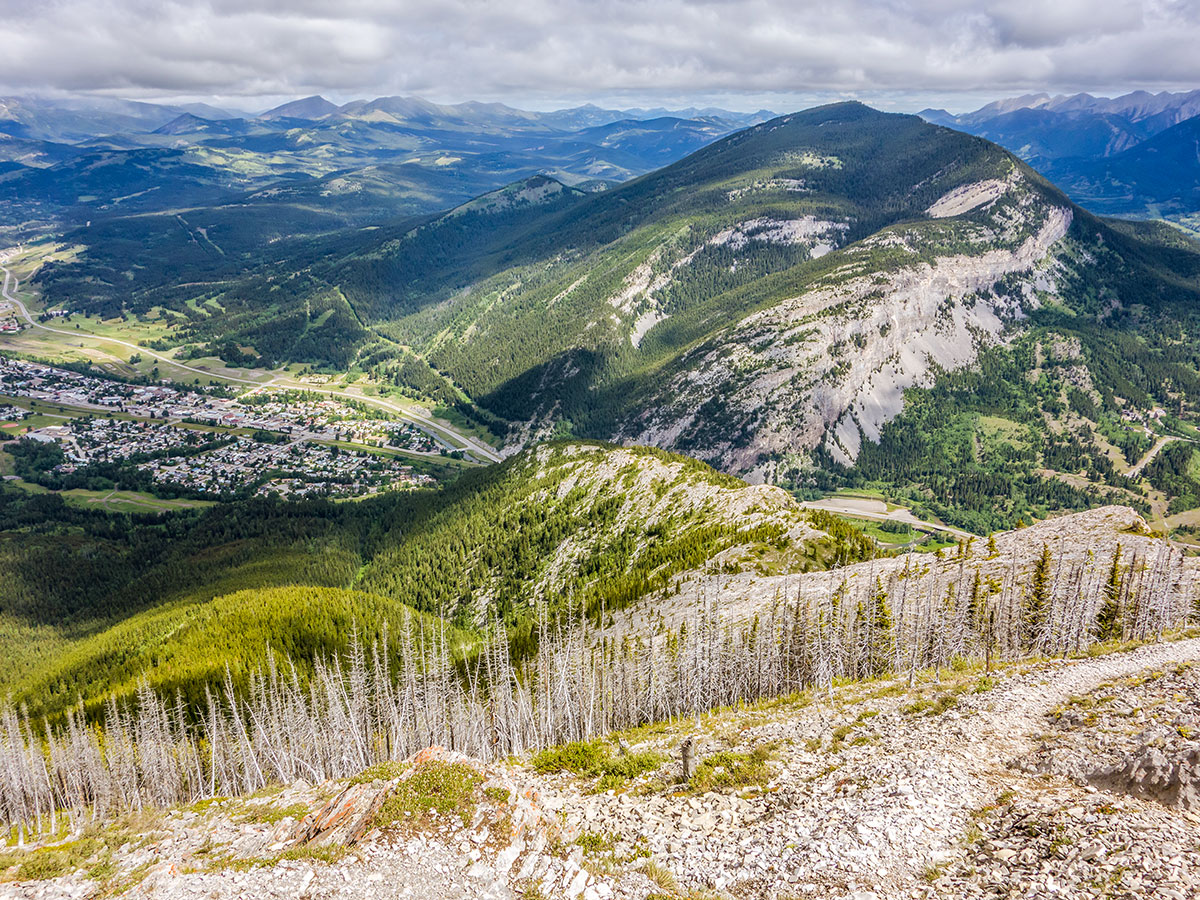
[3,637,1198,900]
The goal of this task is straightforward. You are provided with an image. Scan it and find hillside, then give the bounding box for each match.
[927,106,1152,166]
[0,441,870,722]
[0,499,1196,898]
[9,641,1196,900]
[25,103,1200,530]
[918,90,1200,228]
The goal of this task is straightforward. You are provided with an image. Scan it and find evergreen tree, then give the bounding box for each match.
[967,569,983,626]
[1024,543,1053,650]
[865,578,895,677]
[1096,544,1123,642]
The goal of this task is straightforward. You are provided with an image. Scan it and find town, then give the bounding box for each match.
[0,355,442,499]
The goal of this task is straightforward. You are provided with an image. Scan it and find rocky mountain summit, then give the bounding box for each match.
[617,166,1074,476]
[4,638,1197,900]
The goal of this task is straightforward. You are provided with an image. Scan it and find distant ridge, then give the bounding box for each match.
[916,88,1200,187]
[258,94,340,120]
[933,89,1200,127]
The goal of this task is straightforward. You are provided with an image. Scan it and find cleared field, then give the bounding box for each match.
[6,479,215,513]
[976,414,1032,449]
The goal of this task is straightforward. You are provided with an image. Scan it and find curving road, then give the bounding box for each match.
[1124,434,1197,479]
[799,495,976,539]
[0,260,501,463]
[1,263,270,385]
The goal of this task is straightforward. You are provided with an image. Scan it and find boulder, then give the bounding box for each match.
[282,780,393,847]
[1090,742,1200,810]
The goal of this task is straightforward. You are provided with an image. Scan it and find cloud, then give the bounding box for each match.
[0,0,1196,107]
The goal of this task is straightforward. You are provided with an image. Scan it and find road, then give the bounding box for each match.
[0,263,270,385]
[273,381,502,463]
[799,495,976,539]
[1124,433,1196,479]
[0,260,502,463]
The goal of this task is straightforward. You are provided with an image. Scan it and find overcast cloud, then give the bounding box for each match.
[1,0,1197,111]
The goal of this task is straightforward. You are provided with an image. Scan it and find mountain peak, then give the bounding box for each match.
[152,112,213,134]
[258,95,339,121]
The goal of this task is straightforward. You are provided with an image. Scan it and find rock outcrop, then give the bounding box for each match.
[617,171,1075,477]
[1092,743,1200,810]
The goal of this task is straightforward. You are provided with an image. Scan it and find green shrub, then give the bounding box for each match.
[349,761,408,784]
[689,746,772,793]
[531,739,665,792]
[531,740,609,775]
[372,760,482,830]
[901,693,958,716]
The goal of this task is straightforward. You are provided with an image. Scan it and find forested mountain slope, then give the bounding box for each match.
[0,441,870,721]
[33,103,1200,529]
[1042,115,1200,217]
[321,105,1199,526]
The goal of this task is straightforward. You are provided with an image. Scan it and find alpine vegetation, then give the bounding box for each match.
[2,508,1195,838]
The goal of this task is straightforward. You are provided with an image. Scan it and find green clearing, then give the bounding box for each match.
[976,415,1032,449]
[57,488,215,514]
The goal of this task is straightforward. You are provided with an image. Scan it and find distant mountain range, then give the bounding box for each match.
[0,93,774,241]
[920,90,1200,222]
[8,88,1198,232]
[1041,116,1200,219]
[0,92,773,143]
[0,95,243,142]
[257,94,776,133]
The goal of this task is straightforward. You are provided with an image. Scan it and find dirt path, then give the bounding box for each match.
[530,637,1200,898]
[962,636,1200,764]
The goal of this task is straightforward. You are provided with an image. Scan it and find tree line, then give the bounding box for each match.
[2,526,1195,838]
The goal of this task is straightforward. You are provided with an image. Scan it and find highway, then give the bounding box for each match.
[0,258,502,463]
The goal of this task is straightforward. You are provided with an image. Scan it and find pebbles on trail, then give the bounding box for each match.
[1015,657,1200,811]
[930,791,1199,899]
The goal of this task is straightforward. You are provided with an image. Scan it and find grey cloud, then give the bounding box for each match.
[0,0,1195,106]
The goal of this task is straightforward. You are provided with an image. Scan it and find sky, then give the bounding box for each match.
[1,0,1198,114]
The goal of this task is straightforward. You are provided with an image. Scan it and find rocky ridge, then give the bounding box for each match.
[501,442,825,602]
[618,169,1074,477]
[604,505,1199,644]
